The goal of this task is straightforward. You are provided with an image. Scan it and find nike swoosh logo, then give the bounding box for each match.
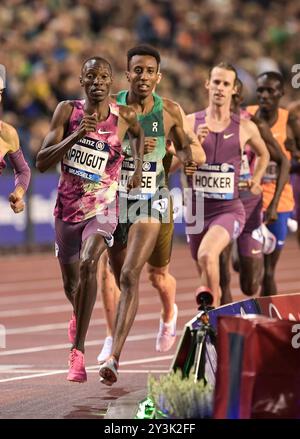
[223,133,234,139]
[98,129,113,134]
[251,249,262,254]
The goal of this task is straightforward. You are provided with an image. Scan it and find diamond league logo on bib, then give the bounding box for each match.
[142,161,151,171]
[221,163,230,172]
[96,141,106,151]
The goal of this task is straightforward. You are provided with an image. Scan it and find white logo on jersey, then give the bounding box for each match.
[152,122,158,132]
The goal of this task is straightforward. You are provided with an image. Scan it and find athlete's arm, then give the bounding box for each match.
[36,101,97,172]
[1,122,31,213]
[251,115,290,212]
[179,107,206,165]
[119,105,144,190]
[241,119,270,193]
[285,107,300,158]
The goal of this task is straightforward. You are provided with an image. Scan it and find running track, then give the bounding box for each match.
[0,237,299,419]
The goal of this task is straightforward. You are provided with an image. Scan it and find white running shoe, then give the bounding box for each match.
[97,336,113,364]
[261,223,277,255]
[287,218,298,233]
[156,304,178,352]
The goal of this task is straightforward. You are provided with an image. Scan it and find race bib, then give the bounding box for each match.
[119,159,157,200]
[192,163,235,200]
[63,137,109,182]
[262,161,278,183]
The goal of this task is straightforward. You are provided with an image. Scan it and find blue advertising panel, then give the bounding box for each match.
[0,176,26,246]
[0,173,59,246]
[31,173,59,244]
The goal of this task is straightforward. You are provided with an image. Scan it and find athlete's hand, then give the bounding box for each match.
[184,160,198,176]
[144,137,157,154]
[248,178,262,196]
[197,124,209,144]
[127,161,142,197]
[264,202,278,224]
[78,112,98,135]
[8,191,25,214]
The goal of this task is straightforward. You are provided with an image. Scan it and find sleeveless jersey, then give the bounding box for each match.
[190,109,242,200]
[117,90,166,200]
[247,106,294,212]
[54,100,124,222]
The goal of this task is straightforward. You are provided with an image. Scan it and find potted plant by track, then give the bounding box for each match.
[136,370,213,419]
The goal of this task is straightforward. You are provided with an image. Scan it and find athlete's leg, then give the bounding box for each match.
[96,244,125,364]
[197,225,231,307]
[74,233,107,353]
[147,220,175,323]
[107,219,161,363]
[59,261,79,308]
[148,263,176,322]
[99,250,120,337]
[219,242,233,305]
[261,212,291,296]
[261,249,281,296]
[239,255,263,296]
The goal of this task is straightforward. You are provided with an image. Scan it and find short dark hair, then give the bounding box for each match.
[127,45,161,71]
[81,57,112,75]
[209,62,238,84]
[256,71,284,89]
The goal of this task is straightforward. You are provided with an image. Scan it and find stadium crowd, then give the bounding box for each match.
[0,0,299,165]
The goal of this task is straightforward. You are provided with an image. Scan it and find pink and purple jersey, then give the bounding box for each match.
[54,100,124,223]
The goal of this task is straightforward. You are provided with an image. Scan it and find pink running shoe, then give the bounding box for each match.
[68,312,76,344]
[67,348,87,383]
[156,304,178,352]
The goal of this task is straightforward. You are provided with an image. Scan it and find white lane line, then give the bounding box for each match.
[0,279,61,293]
[0,330,182,357]
[0,355,173,383]
[0,277,199,305]
[0,304,72,318]
[0,291,63,306]
[4,304,196,335]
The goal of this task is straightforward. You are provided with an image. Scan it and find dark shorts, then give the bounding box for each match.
[237,193,263,258]
[114,187,172,247]
[55,214,117,264]
[187,198,246,261]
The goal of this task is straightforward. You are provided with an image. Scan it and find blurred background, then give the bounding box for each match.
[1,0,300,250]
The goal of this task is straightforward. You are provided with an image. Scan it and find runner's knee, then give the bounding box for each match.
[198,251,214,270]
[120,266,139,291]
[80,257,98,278]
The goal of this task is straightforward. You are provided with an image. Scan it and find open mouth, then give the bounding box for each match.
[137,84,150,91]
[91,89,105,95]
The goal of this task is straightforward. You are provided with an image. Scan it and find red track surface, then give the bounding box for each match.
[0,237,299,419]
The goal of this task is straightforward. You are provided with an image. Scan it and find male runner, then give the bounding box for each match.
[247,71,294,295]
[36,56,144,383]
[99,45,205,385]
[219,78,289,303]
[97,151,177,364]
[186,63,269,307]
[0,64,30,212]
